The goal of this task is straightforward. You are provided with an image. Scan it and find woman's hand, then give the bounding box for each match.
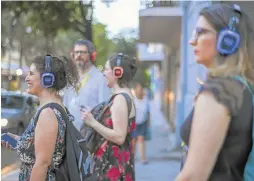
[81,111,96,127]
[7,132,21,141]
[1,132,20,150]
[1,141,14,150]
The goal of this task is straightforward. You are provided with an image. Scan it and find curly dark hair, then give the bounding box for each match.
[32,55,79,91]
[108,53,138,88]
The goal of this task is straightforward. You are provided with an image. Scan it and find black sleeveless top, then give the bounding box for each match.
[180,77,253,181]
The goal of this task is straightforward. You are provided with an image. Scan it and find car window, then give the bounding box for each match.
[1,96,24,109]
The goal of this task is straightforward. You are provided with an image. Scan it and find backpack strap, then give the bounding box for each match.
[118,92,132,117]
[109,93,132,117]
[233,76,254,180]
[41,103,88,181]
[233,76,253,94]
[34,103,68,125]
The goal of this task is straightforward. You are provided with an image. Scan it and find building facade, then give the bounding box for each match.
[138,0,254,147]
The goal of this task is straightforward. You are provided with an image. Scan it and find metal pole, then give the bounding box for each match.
[85,1,93,41]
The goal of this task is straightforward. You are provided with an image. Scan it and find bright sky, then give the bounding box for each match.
[93,0,140,37]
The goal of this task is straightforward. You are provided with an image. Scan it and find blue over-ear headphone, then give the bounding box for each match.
[217,4,241,56]
[41,55,55,88]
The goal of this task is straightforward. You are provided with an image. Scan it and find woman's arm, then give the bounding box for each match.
[88,94,129,145]
[30,108,58,181]
[175,91,231,181]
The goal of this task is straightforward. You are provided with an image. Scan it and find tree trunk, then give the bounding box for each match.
[18,33,24,90]
[8,17,14,90]
[45,35,53,54]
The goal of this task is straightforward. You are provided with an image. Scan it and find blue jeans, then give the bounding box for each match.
[83,153,93,174]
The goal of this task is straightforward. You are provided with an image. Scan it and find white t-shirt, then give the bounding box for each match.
[134,96,149,125]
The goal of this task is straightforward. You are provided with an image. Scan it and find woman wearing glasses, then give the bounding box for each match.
[176,4,254,181]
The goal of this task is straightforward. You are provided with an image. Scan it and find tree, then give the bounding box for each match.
[92,23,116,67]
[112,29,137,57]
[113,29,150,88]
[2,1,93,53]
[53,22,116,67]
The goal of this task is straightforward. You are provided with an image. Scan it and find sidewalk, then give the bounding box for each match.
[135,125,181,181]
[1,126,182,181]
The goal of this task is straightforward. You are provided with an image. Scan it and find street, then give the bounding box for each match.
[2,100,182,181]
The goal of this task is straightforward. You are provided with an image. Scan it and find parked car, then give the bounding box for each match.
[1,91,39,135]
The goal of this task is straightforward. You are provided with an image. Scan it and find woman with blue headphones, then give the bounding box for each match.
[1,55,79,181]
[176,4,254,181]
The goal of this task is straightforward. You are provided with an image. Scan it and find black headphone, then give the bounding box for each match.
[113,53,124,78]
[217,4,241,56]
[41,55,55,88]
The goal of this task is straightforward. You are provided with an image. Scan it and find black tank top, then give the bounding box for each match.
[180,77,253,181]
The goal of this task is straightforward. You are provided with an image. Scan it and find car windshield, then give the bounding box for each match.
[1,96,24,109]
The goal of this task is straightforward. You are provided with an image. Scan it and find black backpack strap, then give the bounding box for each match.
[44,103,88,181]
[109,93,132,117]
[34,103,69,125]
[34,103,59,125]
[119,93,132,117]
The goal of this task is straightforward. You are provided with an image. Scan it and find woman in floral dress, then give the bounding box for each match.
[81,53,137,181]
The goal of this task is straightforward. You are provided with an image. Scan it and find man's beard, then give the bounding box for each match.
[76,60,92,73]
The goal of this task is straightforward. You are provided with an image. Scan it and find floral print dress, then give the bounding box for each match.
[17,107,66,181]
[92,108,136,181]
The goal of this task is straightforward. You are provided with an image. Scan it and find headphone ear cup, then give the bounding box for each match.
[91,51,96,62]
[216,29,241,55]
[113,67,123,78]
[40,72,55,88]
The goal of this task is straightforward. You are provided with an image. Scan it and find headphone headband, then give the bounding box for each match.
[45,55,52,72]
[116,53,124,67]
[232,4,241,15]
[229,4,241,31]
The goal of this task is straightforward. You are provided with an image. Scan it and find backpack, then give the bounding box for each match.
[81,93,132,154]
[34,103,90,181]
[233,76,254,181]
[83,93,132,181]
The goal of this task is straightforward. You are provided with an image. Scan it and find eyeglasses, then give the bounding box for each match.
[73,50,89,55]
[191,27,216,40]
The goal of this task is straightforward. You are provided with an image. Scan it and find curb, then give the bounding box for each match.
[1,162,20,176]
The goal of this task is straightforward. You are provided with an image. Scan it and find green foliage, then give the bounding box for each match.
[54,22,116,67]
[1,1,150,90]
[112,29,151,88]
[93,23,116,67]
[2,1,116,64]
[2,1,89,38]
